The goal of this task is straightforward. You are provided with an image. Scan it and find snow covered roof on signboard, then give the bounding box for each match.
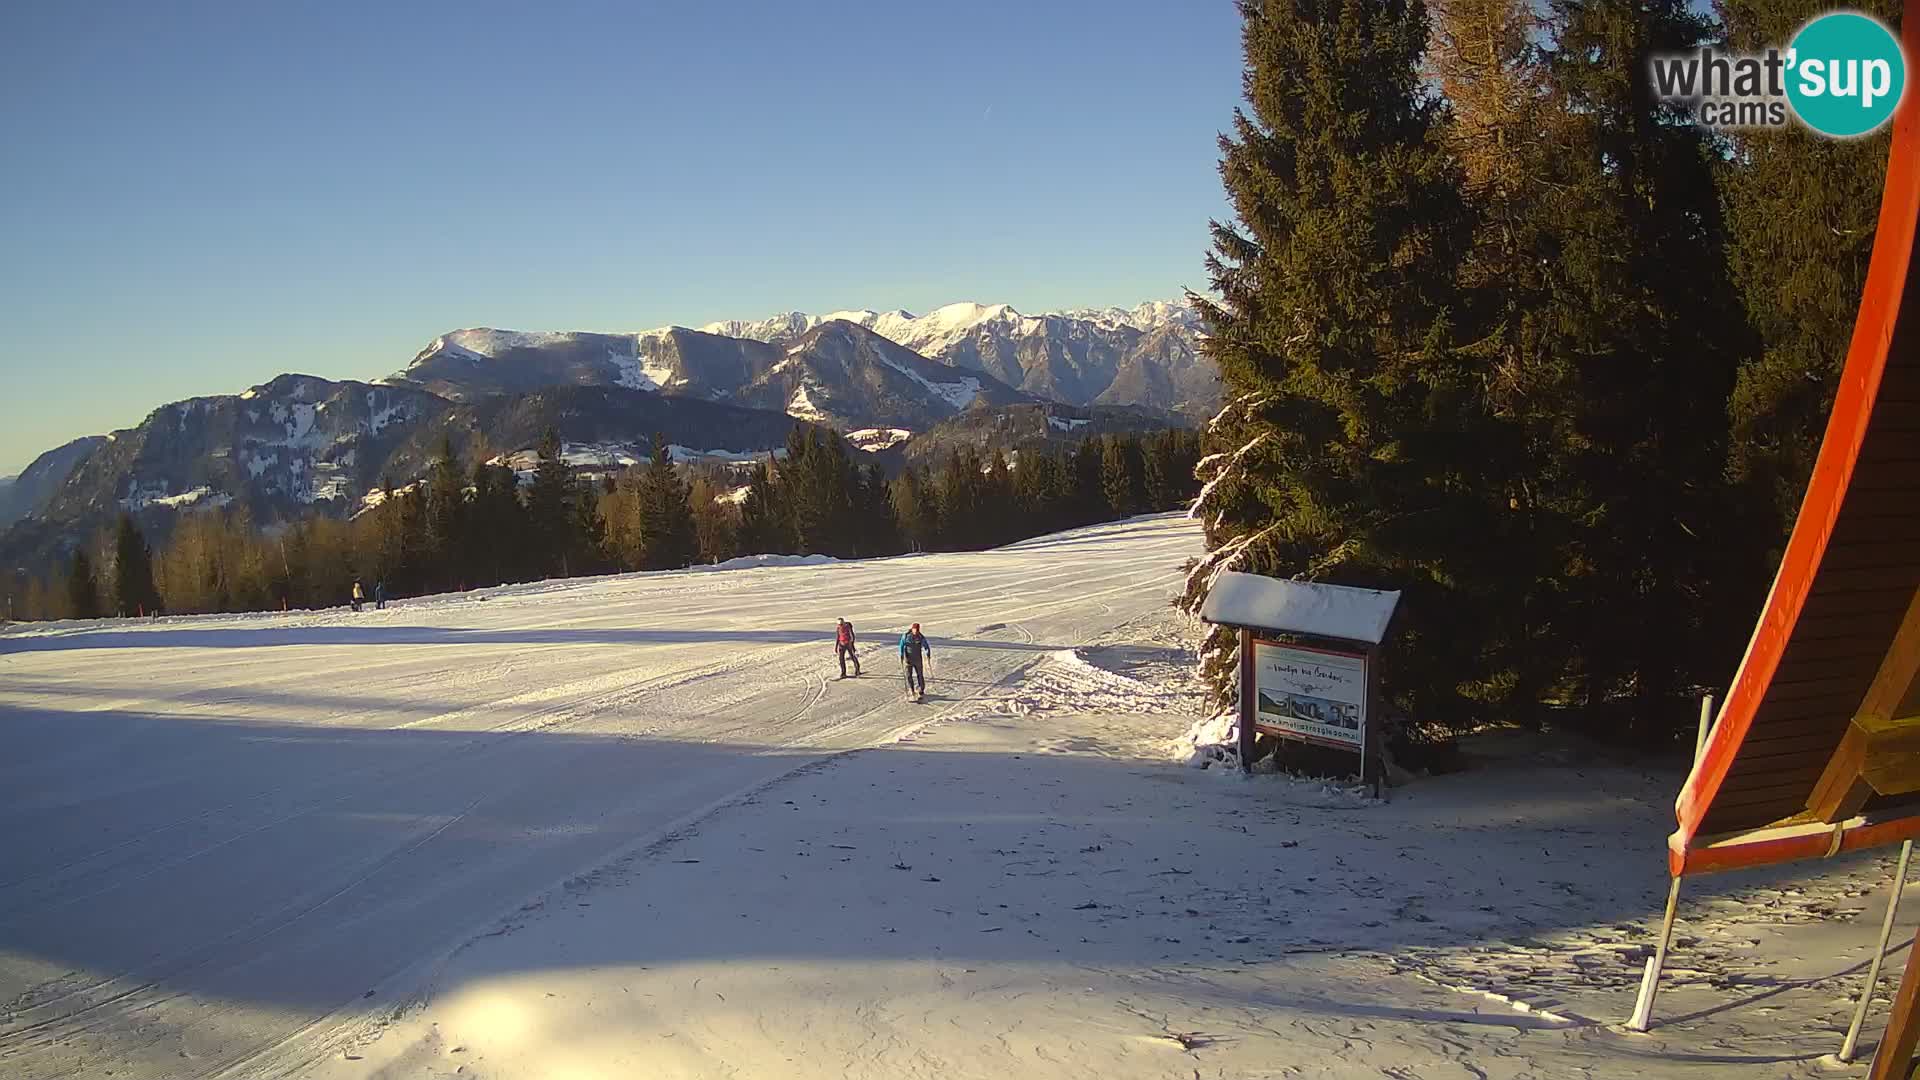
[1199,571,1401,645]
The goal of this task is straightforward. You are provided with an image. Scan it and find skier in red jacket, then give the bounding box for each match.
[835,618,861,678]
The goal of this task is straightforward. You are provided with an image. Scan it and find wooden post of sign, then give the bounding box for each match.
[1238,628,1256,774]
[1366,643,1387,801]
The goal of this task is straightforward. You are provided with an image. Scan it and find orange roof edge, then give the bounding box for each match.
[1671,4,1920,862]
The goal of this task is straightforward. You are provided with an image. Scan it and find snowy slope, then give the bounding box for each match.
[302,581,1920,1080]
[0,514,1202,1079]
[0,435,105,528]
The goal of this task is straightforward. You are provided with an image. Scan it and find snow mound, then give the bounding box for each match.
[1174,711,1239,768]
[700,553,838,572]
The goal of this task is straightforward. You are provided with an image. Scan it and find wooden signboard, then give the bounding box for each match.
[1203,572,1400,784]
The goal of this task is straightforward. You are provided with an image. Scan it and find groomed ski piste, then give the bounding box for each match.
[2,512,1917,1079]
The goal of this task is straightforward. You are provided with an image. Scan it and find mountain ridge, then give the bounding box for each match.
[687,298,1214,417]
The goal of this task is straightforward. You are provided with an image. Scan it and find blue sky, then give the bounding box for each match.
[0,1,1243,475]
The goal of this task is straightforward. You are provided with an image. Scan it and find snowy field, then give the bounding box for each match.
[0,515,1197,1078]
[5,512,1919,1079]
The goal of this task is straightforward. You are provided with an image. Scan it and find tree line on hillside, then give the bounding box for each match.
[1186,0,1897,745]
[5,426,1202,621]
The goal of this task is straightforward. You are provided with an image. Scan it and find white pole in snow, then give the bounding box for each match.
[1843,840,1916,1062]
[1629,875,1684,1032]
[1627,694,1715,1033]
[1695,694,1715,763]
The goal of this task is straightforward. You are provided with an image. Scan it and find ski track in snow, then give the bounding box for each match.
[0,515,1200,1079]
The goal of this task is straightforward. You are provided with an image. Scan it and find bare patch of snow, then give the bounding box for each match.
[879,356,980,410]
[845,428,912,452]
[788,383,829,421]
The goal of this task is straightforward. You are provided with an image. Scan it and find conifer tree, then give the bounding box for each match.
[112,514,160,616]
[1544,0,1757,724]
[984,449,1016,546]
[526,427,575,577]
[1142,432,1177,511]
[688,472,740,564]
[934,449,987,550]
[568,472,605,576]
[636,432,696,570]
[1428,0,1596,713]
[1015,450,1063,532]
[890,465,939,552]
[1069,437,1107,525]
[1719,0,1900,526]
[853,462,902,557]
[67,548,100,620]
[467,459,526,586]
[1100,437,1133,518]
[737,459,790,555]
[1184,0,1484,722]
[422,436,465,589]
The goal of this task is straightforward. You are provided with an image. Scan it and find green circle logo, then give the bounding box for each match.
[1786,12,1907,137]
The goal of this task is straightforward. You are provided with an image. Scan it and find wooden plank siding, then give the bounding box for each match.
[1674,51,1920,865]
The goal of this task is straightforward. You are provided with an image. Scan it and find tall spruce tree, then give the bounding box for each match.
[636,432,696,570]
[1100,437,1135,518]
[1543,0,1757,729]
[853,462,903,557]
[1015,450,1065,532]
[984,449,1016,546]
[737,459,790,555]
[112,514,160,616]
[1185,0,1488,724]
[890,465,939,552]
[67,548,101,620]
[1069,437,1107,525]
[526,427,575,577]
[688,472,739,564]
[1719,0,1900,527]
[1142,432,1178,510]
[422,436,466,590]
[1428,0,1598,714]
[467,459,526,586]
[935,449,988,550]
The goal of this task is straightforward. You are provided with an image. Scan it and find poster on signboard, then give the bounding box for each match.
[1251,640,1366,753]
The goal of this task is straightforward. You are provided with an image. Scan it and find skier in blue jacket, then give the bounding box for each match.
[899,623,932,701]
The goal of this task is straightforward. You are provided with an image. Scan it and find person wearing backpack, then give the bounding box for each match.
[899,623,932,701]
[835,618,861,679]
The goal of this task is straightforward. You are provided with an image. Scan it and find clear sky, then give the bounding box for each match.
[0,1,1243,476]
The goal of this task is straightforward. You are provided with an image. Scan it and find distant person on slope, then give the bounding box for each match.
[351,579,365,613]
[835,618,861,678]
[374,579,387,611]
[899,623,932,701]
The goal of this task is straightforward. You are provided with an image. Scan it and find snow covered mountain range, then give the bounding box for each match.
[696,299,1212,416]
[397,299,1214,423]
[0,298,1209,570]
